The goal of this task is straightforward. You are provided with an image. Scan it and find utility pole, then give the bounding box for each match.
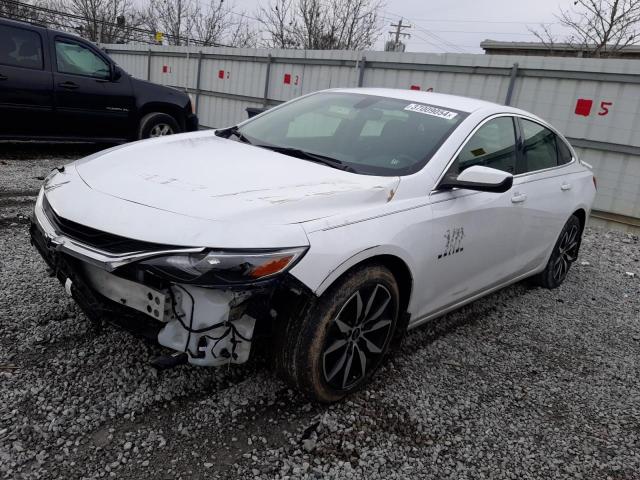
[97,17,104,44]
[388,19,411,52]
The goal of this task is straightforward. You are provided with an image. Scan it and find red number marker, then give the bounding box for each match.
[598,101,612,116]
[218,70,225,79]
[575,98,593,117]
[410,85,420,91]
[284,73,291,84]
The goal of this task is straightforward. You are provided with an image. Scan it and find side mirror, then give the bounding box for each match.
[111,65,124,81]
[438,165,513,193]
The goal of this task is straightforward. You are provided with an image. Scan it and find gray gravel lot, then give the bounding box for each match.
[1,143,639,480]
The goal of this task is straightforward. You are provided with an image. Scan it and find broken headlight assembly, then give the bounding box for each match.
[137,247,308,286]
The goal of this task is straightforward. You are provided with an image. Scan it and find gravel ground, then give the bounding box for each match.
[1,144,639,480]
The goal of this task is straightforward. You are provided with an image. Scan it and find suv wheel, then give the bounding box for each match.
[139,112,180,139]
[277,264,400,403]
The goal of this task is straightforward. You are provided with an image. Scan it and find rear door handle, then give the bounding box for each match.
[58,81,79,89]
[511,193,527,204]
[561,182,572,191]
[0,74,7,81]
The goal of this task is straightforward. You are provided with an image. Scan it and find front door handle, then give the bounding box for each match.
[561,182,572,191]
[511,193,527,204]
[0,74,7,81]
[58,81,79,89]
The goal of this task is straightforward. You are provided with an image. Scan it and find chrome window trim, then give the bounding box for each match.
[430,112,576,195]
[514,114,576,177]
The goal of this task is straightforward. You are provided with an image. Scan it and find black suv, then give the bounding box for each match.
[0,17,198,142]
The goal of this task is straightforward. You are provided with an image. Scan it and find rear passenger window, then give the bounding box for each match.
[557,138,573,165]
[518,119,558,173]
[0,25,43,70]
[446,117,517,178]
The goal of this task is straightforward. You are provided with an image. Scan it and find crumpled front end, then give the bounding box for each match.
[30,174,313,368]
[79,262,260,366]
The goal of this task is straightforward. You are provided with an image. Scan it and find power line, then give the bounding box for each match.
[387,18,411,52]
[382,11,468,53]
[4,0,232,46]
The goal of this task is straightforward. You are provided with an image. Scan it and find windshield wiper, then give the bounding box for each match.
[256,145,357,173]
[215,125,252,144]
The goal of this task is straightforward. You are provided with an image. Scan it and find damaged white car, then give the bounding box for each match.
[31,88,596,402]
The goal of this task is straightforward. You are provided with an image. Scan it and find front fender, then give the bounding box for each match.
[290,235,417,314]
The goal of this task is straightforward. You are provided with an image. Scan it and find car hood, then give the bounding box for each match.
[75,131,400,225]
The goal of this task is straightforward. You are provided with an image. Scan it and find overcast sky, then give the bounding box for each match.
[232,0,576,53]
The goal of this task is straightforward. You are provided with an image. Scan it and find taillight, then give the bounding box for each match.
[592,175,597,190]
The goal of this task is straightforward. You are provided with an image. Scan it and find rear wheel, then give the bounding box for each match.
[533,215,582,289]
[277,265,400,402]
[138,112,180,139]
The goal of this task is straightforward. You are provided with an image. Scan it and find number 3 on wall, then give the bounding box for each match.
[598,101,613,116]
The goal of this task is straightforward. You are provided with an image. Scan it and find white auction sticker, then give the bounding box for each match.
[404,103,458,120]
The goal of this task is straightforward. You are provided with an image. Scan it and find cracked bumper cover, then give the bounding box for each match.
[30,193,313,367]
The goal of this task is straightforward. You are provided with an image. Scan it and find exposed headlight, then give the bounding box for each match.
[138,248,308,285]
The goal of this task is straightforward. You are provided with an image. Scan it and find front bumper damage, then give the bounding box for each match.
[29,193,313,368]
[79,263,258,366]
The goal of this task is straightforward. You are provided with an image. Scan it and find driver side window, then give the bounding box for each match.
[446,117,517,179]
[55,39,110,79]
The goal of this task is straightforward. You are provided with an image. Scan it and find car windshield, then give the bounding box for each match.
[237,92,467,176]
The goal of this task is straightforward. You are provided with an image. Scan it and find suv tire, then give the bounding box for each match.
[138,112,180,139]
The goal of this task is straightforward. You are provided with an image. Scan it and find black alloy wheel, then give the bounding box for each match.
[322,284,395,391]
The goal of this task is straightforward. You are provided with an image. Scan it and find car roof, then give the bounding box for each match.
[331,87,515,114]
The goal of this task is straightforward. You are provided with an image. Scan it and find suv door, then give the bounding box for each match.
[511,117,577,272]
[419,116,520,319]
[0,23,53,137]
[51,36,134,139]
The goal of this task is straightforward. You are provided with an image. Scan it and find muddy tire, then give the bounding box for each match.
[138,112,180,139]
[532,215,582,289]
[276,264,400,403]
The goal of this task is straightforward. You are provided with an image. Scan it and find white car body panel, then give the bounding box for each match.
[33,88,597,365]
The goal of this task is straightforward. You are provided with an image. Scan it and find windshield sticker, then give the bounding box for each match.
[404,103,458,120]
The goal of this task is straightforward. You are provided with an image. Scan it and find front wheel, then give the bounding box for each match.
[278,265,400,403]
[138,112,180,139]
[533,215,582,289]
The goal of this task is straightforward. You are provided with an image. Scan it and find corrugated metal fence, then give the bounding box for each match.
[103,44,640,224]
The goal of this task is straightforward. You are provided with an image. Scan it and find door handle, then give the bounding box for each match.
[0,74,7,81]
[561,182,572,191]
[511,193,527,204]
[58,81,79,89]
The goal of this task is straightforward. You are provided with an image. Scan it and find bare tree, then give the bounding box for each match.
[530,0,640,57]
[41,0,146,43]
[258,0,384,50]
[0,0,56,27]
[257,0,299,48]
[144,0,192,45]
[191,1,257,47]
[145,0,256,47]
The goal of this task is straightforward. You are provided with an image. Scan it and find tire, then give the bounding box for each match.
[532,215,582,289]
[277,264,400,403]
[138,112,180,139]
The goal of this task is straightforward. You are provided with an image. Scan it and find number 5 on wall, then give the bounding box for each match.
[598,101,613,116]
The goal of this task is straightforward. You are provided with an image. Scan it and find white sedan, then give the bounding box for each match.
[31,88,596,402]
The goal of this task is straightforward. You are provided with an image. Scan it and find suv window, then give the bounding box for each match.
[0,25,43,70]
[518,119,559,173]
[446,116,517,178]
[55,39,110,79]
